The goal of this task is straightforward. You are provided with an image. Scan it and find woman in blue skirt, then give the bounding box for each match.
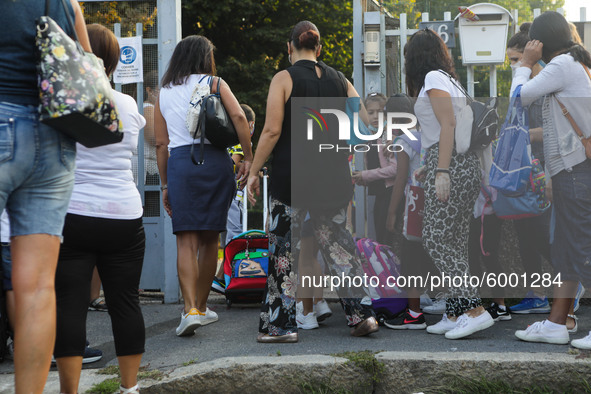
[155,36,253,336]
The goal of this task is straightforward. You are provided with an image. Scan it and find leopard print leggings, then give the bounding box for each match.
[422,144,482,317]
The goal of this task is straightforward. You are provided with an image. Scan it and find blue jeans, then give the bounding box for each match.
[1,242,12,291]
[0,102,75,238]
[551,160,591,285]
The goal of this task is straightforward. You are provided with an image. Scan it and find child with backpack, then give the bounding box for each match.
[383,94,431,329]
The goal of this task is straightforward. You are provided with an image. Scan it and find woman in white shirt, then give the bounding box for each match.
[54,24,146,394]
[154,36,253,337]
[511,11,591,349]
[405,29,494,340]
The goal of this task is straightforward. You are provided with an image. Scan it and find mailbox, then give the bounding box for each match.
[456,3,513,65]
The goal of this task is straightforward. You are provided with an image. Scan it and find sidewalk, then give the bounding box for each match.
[0,295,590,393]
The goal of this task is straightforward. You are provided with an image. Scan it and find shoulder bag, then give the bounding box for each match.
[191,76,239,165]
[36,0,123,147]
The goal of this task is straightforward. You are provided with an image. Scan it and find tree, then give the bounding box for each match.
[182,0,353,143]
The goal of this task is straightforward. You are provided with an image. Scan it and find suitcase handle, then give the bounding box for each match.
[242,169,268,233]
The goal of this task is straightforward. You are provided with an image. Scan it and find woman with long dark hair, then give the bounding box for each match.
[511,11,591,349]
[405,29,494,339]
[155,36,253,336]
[247,21,378,343]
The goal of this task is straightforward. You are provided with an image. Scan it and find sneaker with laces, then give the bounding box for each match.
[515,320,569,344]
[510,292,551,314]
[296,311,319,329]
[423,298,446,314]
[486,302,511,321]
[211,277,226,295]
[574,283,585,313]
[89,297,108,312]
[176,308,202,336]
[313,300,332,322]
[51,345,103,364]
[384,311,427,330]
[420,293,433,308]
[571,331,591,350]
[426,314,457,334]
[445,311,494,339]
[199,307,219,326]
[82,346,103,364]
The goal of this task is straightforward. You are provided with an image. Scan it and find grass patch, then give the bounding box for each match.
[97,365,120,376]
[332,350,385,385]
[299,380,352,394]
[137,369,164,381]
[182,358,199,366]
[87,377,120,394]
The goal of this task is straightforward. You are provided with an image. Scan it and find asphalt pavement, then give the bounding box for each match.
[0,294,589,392]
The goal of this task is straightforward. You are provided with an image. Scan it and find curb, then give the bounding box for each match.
[134,351,591,393]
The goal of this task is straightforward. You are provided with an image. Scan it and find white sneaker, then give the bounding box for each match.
[426,314,457,335]
[445,311,494,340]
[313,300,332,322]
[571,331,591,350]
[420,293,433,308]
[568,314,578,334]
[176,308,202,336]
[296,310,319,329]
[515,320,569,344]
[423,298,446,314]
[199,307,219,326]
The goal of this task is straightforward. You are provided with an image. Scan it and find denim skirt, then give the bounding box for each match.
[551,159,591,285]
[168,144,235,233]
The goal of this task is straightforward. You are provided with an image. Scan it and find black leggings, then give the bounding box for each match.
[54,214,145,358]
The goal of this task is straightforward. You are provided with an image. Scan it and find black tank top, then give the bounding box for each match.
[270,60,353,210]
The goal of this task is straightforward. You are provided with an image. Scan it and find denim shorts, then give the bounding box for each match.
[551,159,591,285]
[1,243,12,291]
[0,102,75,238]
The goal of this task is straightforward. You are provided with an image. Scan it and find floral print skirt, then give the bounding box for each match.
[259,198,374,336]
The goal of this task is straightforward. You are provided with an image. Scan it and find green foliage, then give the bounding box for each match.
[332,350,385,386]
[182,0,353,144]
[182,357,199,366]
[87,377,120,394]
[97,365,120,376]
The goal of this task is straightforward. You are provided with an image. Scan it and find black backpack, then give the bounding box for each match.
[439,71,499,151]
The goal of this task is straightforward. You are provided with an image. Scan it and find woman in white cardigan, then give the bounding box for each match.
[511,11,591,349]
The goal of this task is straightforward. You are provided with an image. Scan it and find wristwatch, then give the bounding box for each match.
[160,184,168,191]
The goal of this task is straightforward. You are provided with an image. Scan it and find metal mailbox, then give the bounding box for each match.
[456,3,513,65]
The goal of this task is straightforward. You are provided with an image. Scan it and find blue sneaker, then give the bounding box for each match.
[510,292,551,314]
[574,283,585,313]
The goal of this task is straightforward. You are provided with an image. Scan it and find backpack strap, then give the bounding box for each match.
[438,70,473,103]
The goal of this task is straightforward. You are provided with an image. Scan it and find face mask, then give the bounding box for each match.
[510,61,522,71]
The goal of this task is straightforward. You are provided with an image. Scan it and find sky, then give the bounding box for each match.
[564,0,589,21]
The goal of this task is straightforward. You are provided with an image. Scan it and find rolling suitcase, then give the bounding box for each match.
[223,172,269,307]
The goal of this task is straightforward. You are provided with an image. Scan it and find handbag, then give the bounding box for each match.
[555,64,591,159]
[190,77,239,165]
[36,0,123,148]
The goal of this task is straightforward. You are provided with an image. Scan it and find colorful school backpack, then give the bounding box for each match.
[355,238,404,299]
[489,86,533,196]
